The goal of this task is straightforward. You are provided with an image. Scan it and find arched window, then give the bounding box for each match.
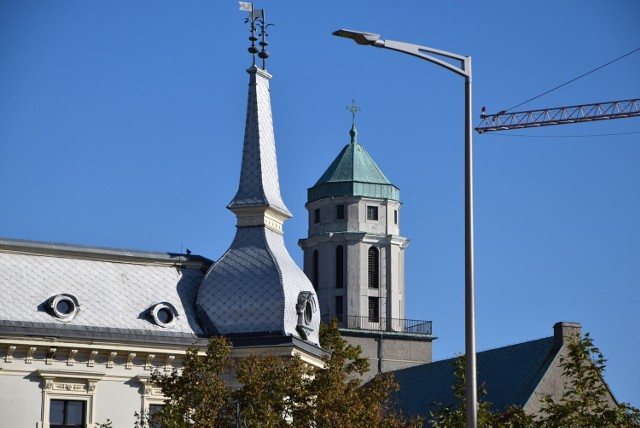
[368,247,379,289]
[335,246,344,288]
[312,250,319,290]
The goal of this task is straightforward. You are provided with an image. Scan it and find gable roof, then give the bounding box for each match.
[391,336,558,422]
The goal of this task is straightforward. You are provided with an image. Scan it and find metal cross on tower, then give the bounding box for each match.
[346,99,361,126]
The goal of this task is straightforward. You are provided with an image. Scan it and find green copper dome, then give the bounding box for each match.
[308,125,400,202]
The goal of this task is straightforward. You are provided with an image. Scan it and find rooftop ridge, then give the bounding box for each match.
[0,237,211,268]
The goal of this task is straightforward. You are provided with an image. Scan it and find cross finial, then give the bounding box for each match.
[346,99,361,144]
[346,99,361,127]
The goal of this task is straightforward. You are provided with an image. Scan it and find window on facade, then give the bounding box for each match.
[50,399,85,428]
[335,296,343,322]
[368,247,379,289]
[335,246,344,288]
[312,250,319,290]
[314,208,320,224]
[367,206,378,221]
[394,209,398,225]
[336,204,345,220]
[149,404,164,428]
[368,297,379,323]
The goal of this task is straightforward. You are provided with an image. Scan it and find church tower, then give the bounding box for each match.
[299,106,408,331]
[300,105,434,379]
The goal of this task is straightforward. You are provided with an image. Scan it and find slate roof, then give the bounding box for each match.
[228,65,291,218]
[391,336,558,423]
[196,65,320,346]
[0,238,211,344]
[307,125,400,202]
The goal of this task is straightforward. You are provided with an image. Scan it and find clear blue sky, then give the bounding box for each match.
[1,1,638,408]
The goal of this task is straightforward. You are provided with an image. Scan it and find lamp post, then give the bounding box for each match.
[332,29,477,427]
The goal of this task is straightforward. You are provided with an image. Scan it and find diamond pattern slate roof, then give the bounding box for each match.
[307,127,400,202]
[196,226,318,344]
[196,65,319,345]
[391,337,557,423]
[0,247,206,338]
[228,66,291,217]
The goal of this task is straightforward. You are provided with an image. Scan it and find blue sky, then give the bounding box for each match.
[1,1,638,408]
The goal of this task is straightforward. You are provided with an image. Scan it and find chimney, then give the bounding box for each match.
[553,321,582,350]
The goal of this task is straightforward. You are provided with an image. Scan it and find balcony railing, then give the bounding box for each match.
[321,314,433,336]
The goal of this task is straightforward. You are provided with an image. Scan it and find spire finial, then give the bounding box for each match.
[241,3,273,69]
[346,99,361,144]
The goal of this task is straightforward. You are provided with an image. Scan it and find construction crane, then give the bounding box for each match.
[475,98,640,134]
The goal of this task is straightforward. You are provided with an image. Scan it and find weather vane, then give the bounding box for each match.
[240,2,273,69]
[346,99,361,126]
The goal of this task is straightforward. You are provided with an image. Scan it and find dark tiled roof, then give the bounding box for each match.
[392,337,558,422]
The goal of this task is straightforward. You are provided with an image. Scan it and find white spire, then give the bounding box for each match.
[196,65,319,344]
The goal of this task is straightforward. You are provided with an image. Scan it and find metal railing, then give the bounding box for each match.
[322,314,433,336]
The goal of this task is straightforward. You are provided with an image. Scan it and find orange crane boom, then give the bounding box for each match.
[475,98,640,134]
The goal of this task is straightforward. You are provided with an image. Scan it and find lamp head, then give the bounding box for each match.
[332,29,381,45]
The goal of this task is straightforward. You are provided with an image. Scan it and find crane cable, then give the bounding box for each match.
[504,47,640,113]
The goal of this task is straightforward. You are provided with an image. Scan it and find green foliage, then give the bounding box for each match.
[429,356,535,428]
[149,321,422,427]
[310,320,423,427]
[150,335,234,427]
[537,332,640,427]
[429,333,640,428]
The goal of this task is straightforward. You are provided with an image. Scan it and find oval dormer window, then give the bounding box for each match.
[304,299,313,325]
[296,292,317,340]
[150,303,178,328]
[48,294,79,321]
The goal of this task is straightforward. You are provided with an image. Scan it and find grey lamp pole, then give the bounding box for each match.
[332,29,477,428]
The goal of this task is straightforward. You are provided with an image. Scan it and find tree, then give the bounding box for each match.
[148,322,422,427]
[149,335,234,427]
[537,332,640,427]
[428,355,534,428]
[309,320,423,428]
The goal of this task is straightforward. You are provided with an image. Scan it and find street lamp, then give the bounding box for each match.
[332,29,477,428]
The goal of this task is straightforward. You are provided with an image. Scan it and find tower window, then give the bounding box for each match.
[312,250,319,290]
[335,296,343,322]
[367,206,378,221]
[368,247,379,289]
[336,204,345,220]
[368,297,379,323]
[314,208,320,224]
[335,246,344,288]
[394,209,398,225]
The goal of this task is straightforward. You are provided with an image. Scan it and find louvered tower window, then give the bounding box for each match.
[312,250,319,290]
[368,297,379,322]
[368,247,379,289]
[335,246,344,288]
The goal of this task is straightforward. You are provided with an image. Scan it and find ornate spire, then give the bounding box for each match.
[196,10,319,345]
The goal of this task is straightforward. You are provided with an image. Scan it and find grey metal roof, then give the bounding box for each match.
[196,226,319,344]
[307,125,400,202]
[391,337,557,423]
[227,66,291,218]
[196,65,320,346]
[0,239,210,340]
